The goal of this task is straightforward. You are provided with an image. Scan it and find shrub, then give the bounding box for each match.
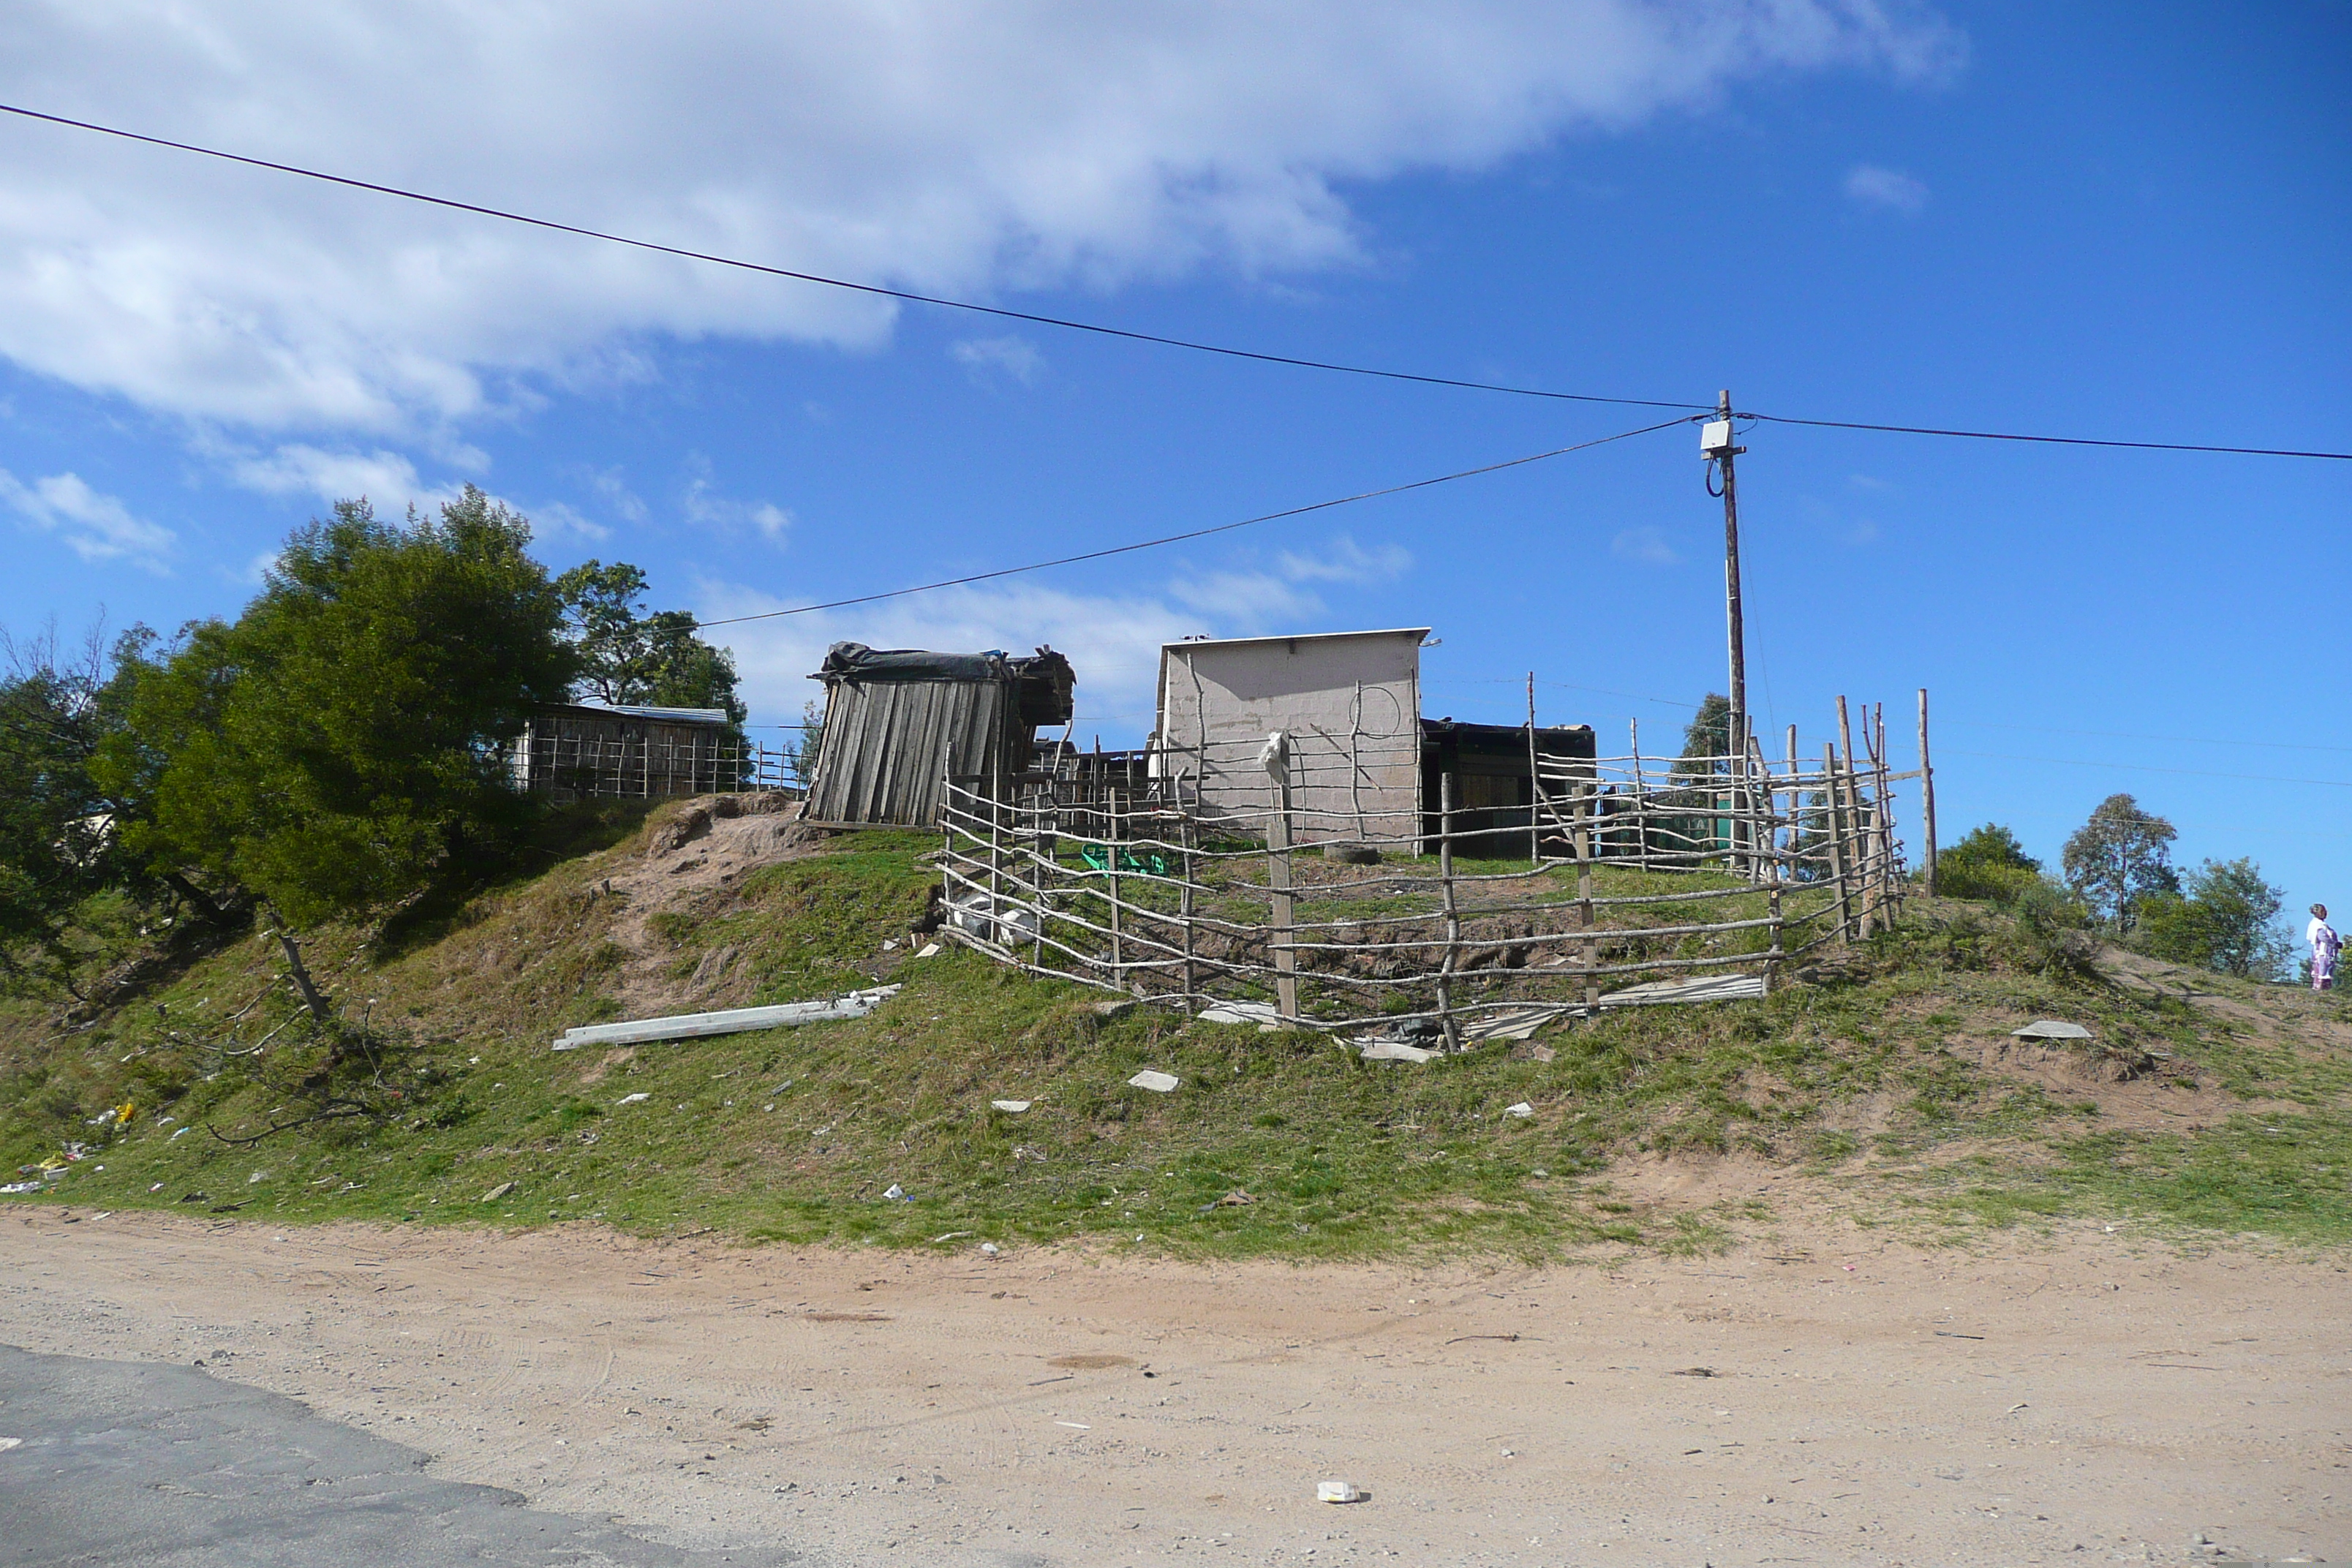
[1937,823,2040,903]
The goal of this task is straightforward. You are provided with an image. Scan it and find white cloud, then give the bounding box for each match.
[951,335,1044,386]
[703,578,1195,736]
[1275,535,1412,585]
[1844,164,1928,214]
[527,500,613,543]
[682,464,793,544]
[1167,569,1324,628]
[0,3,1959,433]
[0,467,176,570]
[1610,525,1678,566]
[701,530,1417,734]
[225,444,461,513]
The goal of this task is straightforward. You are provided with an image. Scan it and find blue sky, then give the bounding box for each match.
[1,2,2346,918]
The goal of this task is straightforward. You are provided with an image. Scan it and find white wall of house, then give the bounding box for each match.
[1155,628,1428,843]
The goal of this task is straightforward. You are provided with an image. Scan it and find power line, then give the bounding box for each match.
[1941,747,2351,790]
[1747,412,2350,463]
[12,102,2351,463]
[9,99,2342,461]
[1942,718,2352,757]
[689,416,1690,627]
[0,102,1700,415]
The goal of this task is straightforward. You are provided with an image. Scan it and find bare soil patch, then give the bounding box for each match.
[3,1205,2341,1567]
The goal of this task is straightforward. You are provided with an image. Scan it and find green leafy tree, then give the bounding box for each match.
[2060,793,2178,930]
[1937,822,2041,902]
[0,625,137,990]
[94,489,575,945]
[554,560,746,723]
[2136,857,2291,979]
[787,697,825,789]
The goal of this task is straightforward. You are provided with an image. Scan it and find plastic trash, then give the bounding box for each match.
[1127,1070,1180,1093]
[883,1184,908,1201]
[170,1126,193,1139]
[991,1099,1033,1113]
[914,942,942,959]
[980,1241,1000,1256]
[1504,1101,1534,1118]
[617,1093,651,1104]
[1317,1480,1363,1504]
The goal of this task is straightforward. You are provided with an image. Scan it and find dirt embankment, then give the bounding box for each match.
[597,795,843,1017]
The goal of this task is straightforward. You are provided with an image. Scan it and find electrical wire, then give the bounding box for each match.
[1746,412,2351,462]
[0,102,1699,415]
[687,415,1691,627]
[1942,718,2352,757]
[11,102,2351,461]
[1940,747,2352,790]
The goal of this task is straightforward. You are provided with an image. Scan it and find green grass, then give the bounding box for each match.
[4,834,2349,1257]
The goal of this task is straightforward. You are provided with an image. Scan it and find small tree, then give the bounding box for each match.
[554,560,747,724]
[2136,857,2292,979]
[2061,794,2178,930]
[96,489,575,946]
[787,697,826,790]
[1937,823,2040,902]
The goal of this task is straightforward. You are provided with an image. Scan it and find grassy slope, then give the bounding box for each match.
[4,814,2348,1258]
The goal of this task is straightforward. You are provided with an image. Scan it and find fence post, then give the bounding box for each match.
[1577,770,1598,1009]
[1107,787,1125,984]
[1918,687,1938,897]
[1630,717,1649,873]
[1268,771,1299,1024]
[1823,743,1853,943]
[1179,807,1197,1017]
[1436,771,1463,1053]
[1526,672,1541,865]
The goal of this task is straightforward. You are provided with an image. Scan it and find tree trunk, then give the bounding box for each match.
[268,913,333,1022]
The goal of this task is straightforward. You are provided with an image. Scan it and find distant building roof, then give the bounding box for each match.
[544,701,731,726]
[1161,627,1433,652]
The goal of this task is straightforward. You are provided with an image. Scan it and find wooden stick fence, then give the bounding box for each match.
[938,696,1919,1042]
[509,732,794,799]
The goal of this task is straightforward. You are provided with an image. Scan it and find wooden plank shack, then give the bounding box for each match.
[803,641,1074,827]
[509,701,738,800]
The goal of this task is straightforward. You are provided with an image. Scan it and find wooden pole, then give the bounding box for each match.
[1526,671,1541,866]
[1918,687,1938,896]
[1823,742,1854,943]
[1576,772,1598,1010]
[1436,771,1464,1053]
[1834,695,1866,936]
[1714,391,1749,883]
[1630,717,1649,873]
[1269,772,1298,1024]
[1107,788,1125,983]
[1179,806,1197,1017]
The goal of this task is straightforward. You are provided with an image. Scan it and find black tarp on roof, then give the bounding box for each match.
[815,641,1074,726]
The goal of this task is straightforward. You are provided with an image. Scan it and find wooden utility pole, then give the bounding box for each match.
[1705,391,1749,871]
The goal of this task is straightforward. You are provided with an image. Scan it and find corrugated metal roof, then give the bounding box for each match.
[1161,627,1433,652]
[559,701,731,725]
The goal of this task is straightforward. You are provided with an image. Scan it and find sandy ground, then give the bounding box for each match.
[1,1206,2345,1568]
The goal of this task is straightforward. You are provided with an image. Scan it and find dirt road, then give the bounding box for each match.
[1,1205,2342,1566]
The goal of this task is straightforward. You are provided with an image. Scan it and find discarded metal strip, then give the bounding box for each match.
[1594,974,1768,1008]
[551,986,902,1049]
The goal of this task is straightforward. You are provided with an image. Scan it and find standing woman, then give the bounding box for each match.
[2310,904,2342,992]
